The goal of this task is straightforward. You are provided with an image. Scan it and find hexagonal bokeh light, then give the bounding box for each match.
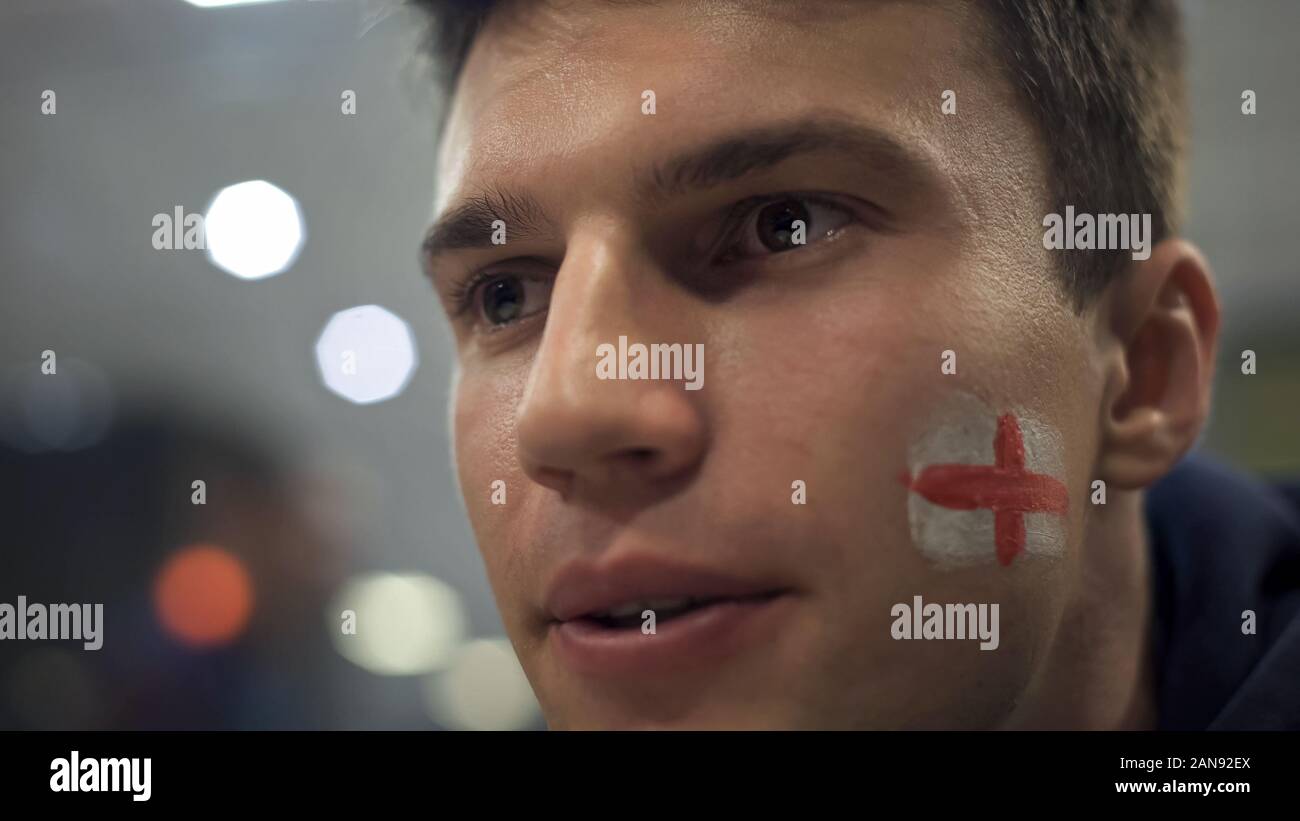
[182,0,286,8]
[329,573,467,676]
[422,638,542,731]
[314,305,418,405]
[204,179,305,280]
[0,358,114,453]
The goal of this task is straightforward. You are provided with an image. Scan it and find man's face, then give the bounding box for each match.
[427,0,1103,728]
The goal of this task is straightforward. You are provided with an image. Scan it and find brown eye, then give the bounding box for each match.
[720,195,856,263]
[482,276,524,325]
[474,273,552,328]
[755,198,811,252]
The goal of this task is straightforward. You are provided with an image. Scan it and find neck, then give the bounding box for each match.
[1003,490,1157,729]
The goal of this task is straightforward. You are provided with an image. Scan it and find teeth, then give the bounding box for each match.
[595,597,694,619]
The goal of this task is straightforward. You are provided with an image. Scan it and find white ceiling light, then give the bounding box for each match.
[329,573,467,677]
[315,305,419,405]
[182,0,290,9]
[204,179,305,280]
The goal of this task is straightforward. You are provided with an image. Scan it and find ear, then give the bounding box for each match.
[1096,238,1221,490]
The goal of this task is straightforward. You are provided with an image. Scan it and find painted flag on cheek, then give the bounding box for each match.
[900,395,1070,568]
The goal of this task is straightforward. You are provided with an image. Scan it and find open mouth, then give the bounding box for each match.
[543,557,796,674]
[575,591,786,630]
[548,587,794,675]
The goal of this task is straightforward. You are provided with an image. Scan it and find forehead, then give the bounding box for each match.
[435,0,1039,226]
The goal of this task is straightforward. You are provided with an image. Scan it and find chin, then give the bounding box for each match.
[540,695,813,730]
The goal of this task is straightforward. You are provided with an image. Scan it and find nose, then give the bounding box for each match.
[515,233,707,500]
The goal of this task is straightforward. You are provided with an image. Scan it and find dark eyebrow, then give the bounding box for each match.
[422,187,552,263]
[422,115,933,266]
[639,115,935,202]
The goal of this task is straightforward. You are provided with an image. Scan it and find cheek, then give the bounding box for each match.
[453,370,528,553]
[703,279,946,610]
[719,255,1084,615]
[933,273,1100,573]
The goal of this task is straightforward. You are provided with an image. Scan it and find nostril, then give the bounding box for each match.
[618,447,663,471]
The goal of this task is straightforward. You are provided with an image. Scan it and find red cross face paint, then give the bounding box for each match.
[900,393,1070,569]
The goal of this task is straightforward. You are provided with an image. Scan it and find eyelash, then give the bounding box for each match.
[446,269,494,318]
[448,268,552,338]
[444,192,865,328]
[711,192,857,264]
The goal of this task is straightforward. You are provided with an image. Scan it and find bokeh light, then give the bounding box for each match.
[293,455,388,546]
[183,0,287,8]
[329,572,465,676]
[314,305,418,405]
[4,648,104,730]
[204,179,304,280]
[422,638,541,730]
[0,358,114,453]
[154,545,255,648]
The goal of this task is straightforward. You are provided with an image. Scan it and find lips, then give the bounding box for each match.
[545,556,788,624]
[543,555,794,676]
[584,591,786,629]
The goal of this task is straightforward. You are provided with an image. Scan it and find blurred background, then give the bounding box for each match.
[0,0,1296,730]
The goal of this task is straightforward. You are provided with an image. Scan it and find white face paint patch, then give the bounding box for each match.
[902,392,1069,569]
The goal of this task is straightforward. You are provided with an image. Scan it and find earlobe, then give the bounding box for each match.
[1096,238,1220,490]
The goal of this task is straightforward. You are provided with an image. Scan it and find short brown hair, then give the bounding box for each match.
[412,0,1188,309]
